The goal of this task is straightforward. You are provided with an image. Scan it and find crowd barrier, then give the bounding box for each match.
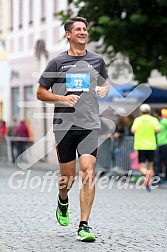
[0,136,8,162]
[96,136,166,178]
[0,136,32,163]
[1,135,135,173]
[1,135,166,180]
[96,136,135,173]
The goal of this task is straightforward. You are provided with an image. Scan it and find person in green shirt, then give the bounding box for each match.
[131,104,161,190]
[154,109,167,183]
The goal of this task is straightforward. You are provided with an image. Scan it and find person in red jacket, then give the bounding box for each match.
[0,120,8,161]
[0,120,7,135]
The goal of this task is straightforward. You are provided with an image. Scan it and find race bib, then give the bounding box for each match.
[66,73,90,91]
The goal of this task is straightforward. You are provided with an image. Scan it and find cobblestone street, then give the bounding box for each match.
[0,164,167,252]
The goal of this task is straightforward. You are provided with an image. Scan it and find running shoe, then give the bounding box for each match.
[56,197,70,226]
[77,224,96,242]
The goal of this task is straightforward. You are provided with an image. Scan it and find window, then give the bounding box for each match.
[24,86,33,119]
[0,101,3,119]
[0,0,3,31]
[41,0,46,22]
[11,87,20,118]
[24,86,33,101]
[19,0,23,29]
[53,0,58,17]
[29,0,33,25]
[9,0,13,31]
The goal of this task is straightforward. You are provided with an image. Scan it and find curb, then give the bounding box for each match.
[0,161,58,171]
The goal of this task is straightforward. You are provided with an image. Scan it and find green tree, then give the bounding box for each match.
[58,0,167,83]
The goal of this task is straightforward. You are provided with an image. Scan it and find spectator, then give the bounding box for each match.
[25,119,34,143]
[14,120,29,160]
[123,115,134,136]
[113,115,125,167]
[0,120,8,161]
[154,109,167,183]
[7,117,17,163]
[113,114,134,169]
[131,104,161,191]
[0,120,7,135]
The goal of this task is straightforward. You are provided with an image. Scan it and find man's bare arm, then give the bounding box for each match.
[36,84,79,107]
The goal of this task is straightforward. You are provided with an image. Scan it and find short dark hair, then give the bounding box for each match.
[64,17,88,32]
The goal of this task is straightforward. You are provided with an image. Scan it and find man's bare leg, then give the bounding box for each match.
[76,154,96,241]
[56,160,76,226]
[58,160,76,199]
[139,162,147,176]
[139,162,153,189]
[79,154,96,222]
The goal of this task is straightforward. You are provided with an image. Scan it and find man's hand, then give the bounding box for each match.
[96,85,109,98]
[63,95,80,107]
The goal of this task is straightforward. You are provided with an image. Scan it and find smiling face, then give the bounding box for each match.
[65,21,88,47]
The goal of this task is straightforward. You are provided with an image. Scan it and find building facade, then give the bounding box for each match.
[7,0,69,162]
[0,0,10,122]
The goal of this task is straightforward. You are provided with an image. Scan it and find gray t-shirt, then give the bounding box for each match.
[38,50,107,131]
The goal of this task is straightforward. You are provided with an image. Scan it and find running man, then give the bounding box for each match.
[37,17,109,241]
[131,104,161,191]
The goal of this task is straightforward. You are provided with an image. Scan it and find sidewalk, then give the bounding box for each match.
[0,160,58,171]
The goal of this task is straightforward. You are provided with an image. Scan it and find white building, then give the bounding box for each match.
[0,0,10,122]
[7,0,69,162]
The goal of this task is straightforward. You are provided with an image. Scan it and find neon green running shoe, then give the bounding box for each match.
[56,198,70,226]
[77,224,96,242]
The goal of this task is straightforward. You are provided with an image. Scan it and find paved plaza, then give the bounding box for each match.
[0,164,167,252]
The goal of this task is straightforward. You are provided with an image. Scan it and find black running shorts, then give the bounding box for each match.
[138,150,154,163]
[54,127,98,163]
